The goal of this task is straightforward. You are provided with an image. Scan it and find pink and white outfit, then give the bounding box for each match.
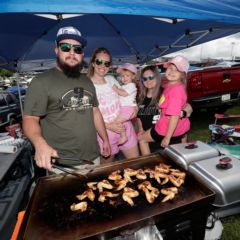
[94,75,137,155]
[118,82,137,121]
[155,82,190,136]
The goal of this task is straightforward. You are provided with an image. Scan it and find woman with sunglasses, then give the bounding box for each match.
[137,62,192,155]
[88,47,139,163]
[136,65,163,154]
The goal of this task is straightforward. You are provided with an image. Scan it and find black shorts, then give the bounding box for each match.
[150,127,184,144]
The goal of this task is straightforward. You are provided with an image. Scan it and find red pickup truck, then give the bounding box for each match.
[157,62,240,111]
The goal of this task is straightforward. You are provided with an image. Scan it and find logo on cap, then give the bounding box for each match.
[56,26,87,47]
[58,27,81,36]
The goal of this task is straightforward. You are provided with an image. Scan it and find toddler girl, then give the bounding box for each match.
[112,63,137,144]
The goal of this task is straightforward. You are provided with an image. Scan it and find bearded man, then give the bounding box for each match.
[23,26,110,172]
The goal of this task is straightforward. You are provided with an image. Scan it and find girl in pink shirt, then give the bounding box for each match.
[138,55,190,155]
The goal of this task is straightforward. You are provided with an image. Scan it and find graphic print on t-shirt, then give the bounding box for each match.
[60,87,94,111]
[138,104,161,124]
[138,104,159,116]
[97,90,121,123]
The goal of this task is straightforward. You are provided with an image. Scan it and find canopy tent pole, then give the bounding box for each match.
[142,28,218,62]
[14,72,24,117]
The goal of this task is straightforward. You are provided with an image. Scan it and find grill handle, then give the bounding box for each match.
[51,158,89,179]
[52,156,94,165]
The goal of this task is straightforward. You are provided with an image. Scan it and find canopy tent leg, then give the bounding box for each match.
[14,72,24,118]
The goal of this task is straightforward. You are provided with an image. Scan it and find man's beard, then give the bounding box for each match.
[57,57,82,78]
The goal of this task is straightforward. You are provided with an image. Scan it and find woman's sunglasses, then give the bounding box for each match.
[58,42,83,54]
[95,59,111,67]
[142,75,155,81]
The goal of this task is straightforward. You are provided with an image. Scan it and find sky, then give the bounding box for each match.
[165,32,240,62]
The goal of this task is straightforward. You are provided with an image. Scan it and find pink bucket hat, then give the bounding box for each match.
[164,55,189,74]
[117,63,137,75]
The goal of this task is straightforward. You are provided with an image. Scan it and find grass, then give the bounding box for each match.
[188,105,240,143]
[221,215,240,240]
[188,104,240,240]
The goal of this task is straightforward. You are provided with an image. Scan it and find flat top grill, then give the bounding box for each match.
[18,154,215,240]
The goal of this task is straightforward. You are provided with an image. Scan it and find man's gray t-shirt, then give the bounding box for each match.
[24,68,100,163]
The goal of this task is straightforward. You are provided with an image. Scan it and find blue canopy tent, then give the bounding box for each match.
[0,13,240,72]
[0,1,240,114]
[0,0,240,23]
[0,1,240,71]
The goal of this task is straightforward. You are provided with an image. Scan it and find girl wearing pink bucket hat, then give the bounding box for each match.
[112,63,138,144]
[138,56,191,153]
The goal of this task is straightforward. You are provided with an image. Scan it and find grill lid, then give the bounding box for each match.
[189,155,240,207]
[164,141,219,170]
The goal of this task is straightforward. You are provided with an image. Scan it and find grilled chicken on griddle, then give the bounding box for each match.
[70,163,186,212]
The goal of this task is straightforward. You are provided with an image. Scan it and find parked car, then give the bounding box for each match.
[7,86,27,95]
[0,90,22,130]
[156,62,240,111]
[7,86,27,103]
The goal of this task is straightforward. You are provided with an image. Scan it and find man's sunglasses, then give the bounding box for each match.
[142,75,155,81]
[95,59,111,67]
[58,42,83,54]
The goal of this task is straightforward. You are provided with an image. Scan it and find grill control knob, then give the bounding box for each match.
[185,141,198,149]
[216,157,232,170]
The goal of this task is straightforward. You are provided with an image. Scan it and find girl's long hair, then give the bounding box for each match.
[87,47,112,78]
[180,72,188,89]
[138,65,162,106]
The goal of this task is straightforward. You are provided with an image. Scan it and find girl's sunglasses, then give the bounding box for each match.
[95,59,111,67]
[142,75,155,81]
[58,42,83,54]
